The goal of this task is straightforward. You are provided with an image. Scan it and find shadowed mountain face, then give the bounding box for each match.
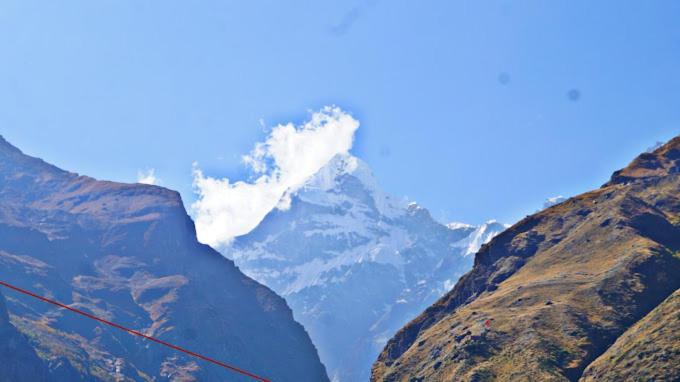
[0,136,328,382]
[0,291,50,382]
[372,137,680,381]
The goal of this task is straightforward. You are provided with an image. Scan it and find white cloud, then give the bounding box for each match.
[137,168,158,185]
[543,195,567,209]
[192,106,360,247]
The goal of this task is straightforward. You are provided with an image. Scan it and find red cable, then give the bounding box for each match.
[0,280,271,382]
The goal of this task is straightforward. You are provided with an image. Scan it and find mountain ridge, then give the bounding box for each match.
[371,137,680,381]
[0,136,329,381]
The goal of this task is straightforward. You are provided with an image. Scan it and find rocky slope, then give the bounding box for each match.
[0,291,49,382]
[372,137,680,381]
[0,136,328,381]
[228,154,505,381]
[580,288,679,381]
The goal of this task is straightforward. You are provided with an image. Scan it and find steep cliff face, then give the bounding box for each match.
[0,291,49,382]
[0,136,328,382]
[372,137,680,381]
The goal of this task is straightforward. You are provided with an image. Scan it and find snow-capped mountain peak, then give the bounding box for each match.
[451,220,509,256]
[299,153,407,218]
[227,156,506,381]
[302,153,361,191]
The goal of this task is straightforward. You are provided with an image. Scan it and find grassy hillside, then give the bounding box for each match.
[372,137,680,381]
[580,288,679,381]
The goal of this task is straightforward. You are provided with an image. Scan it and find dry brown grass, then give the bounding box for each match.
[372,138,680,381]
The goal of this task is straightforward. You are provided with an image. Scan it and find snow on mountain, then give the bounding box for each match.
[226,153,504,382]
[450,220,509,256]
[446,221,474,230]
[543,195,568,209]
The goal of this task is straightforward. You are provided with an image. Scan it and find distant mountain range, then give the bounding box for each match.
[372,138,680,381]
[0,136,328,381]
[228,154,505,381]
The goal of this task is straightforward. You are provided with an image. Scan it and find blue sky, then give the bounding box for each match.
[1,1,679,226]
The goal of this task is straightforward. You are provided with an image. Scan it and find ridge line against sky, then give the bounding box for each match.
[0,1,678,227]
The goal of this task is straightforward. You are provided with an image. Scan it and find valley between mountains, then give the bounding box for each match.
[1,134,678,382]
[0,135,504,382]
